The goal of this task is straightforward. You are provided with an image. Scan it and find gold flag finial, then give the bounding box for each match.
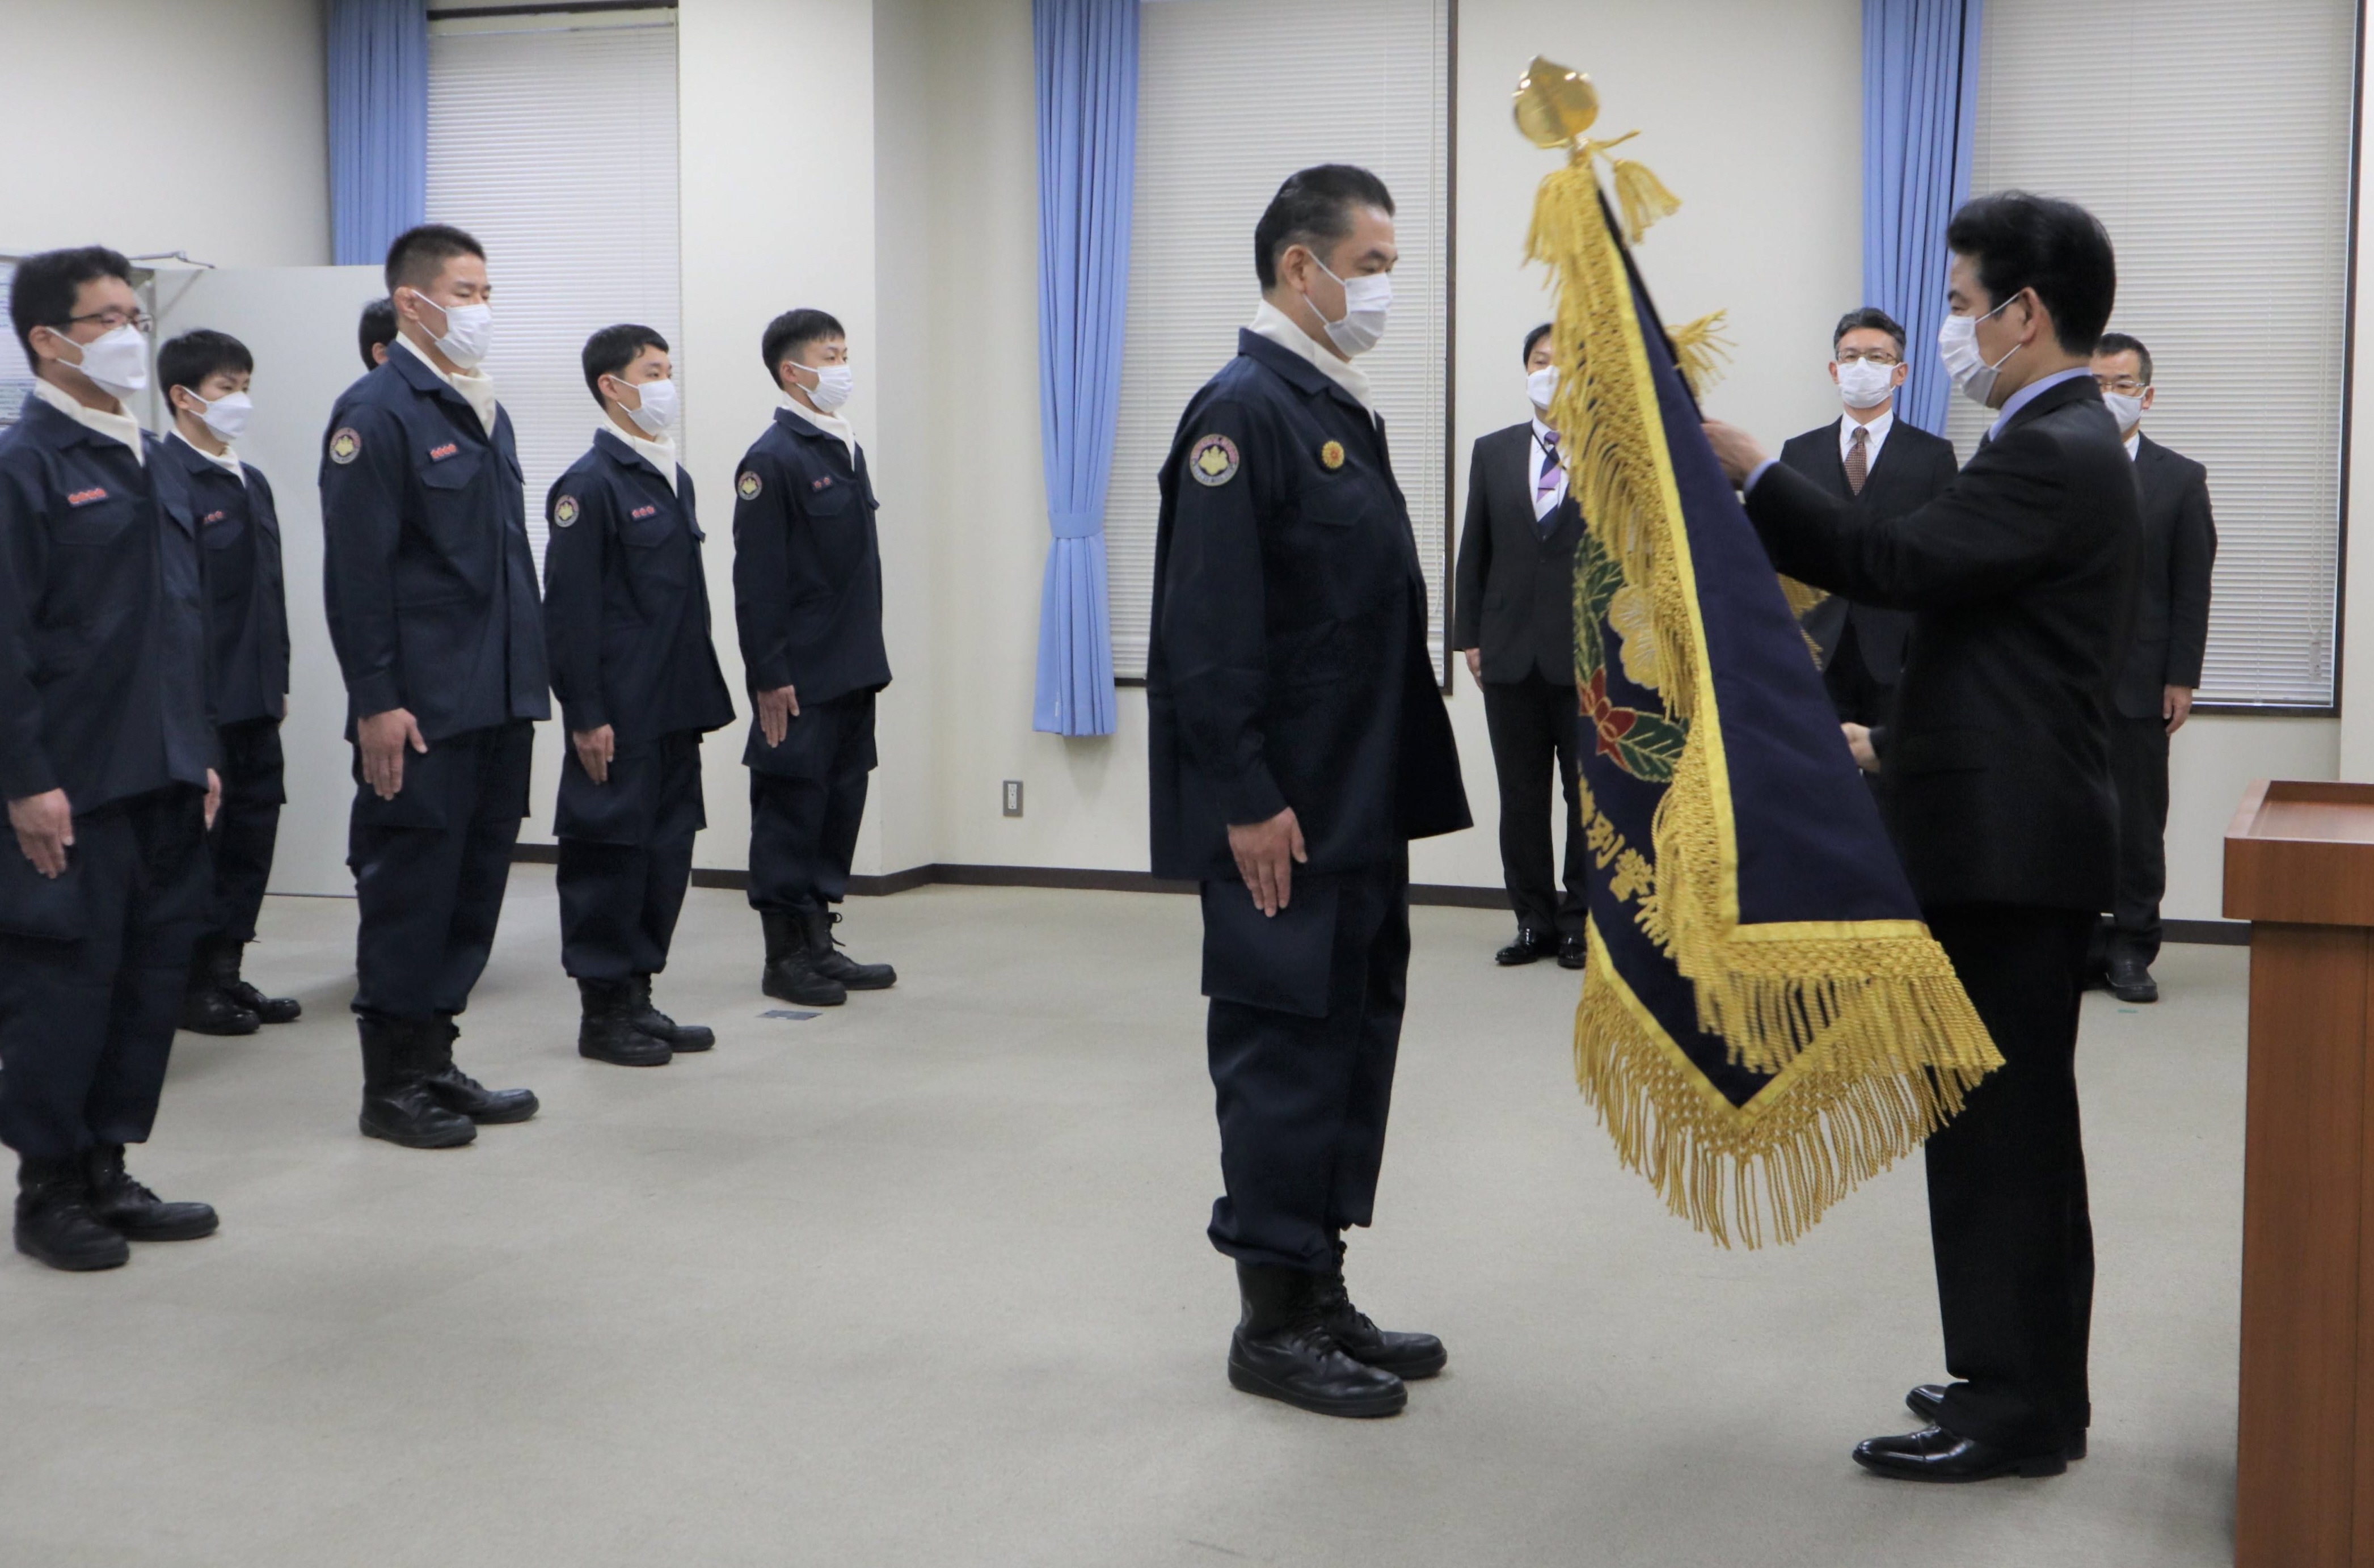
[1513,56,1599,149]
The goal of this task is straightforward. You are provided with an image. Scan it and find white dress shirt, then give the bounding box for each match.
[1839,406,1894,473]
[2123,430,2140,462]
[1528,416,1569,519]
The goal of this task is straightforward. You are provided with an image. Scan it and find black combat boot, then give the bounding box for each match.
[178,937,262,1036]
[214,942,301,1024]
[577,979,672,1067]
[1226,1261,1407,1418]
[14,1155,130,1271]
[1319,1238,1446,1378]
[806,911,897,991]
[83,1144,218,1241]
[626,973,713,1052]
[761,911,845,1007]
[419,1015,539,1124]
[358,1016,476,1149]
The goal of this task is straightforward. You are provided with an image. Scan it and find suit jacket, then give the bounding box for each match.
[1147,330,1469,881]
[2114,432,2216,719]
[730,407,892,771]
[318,348,550,741]
[156,435,290,727]
[1743,375,2139,912]
[1452,421,1584,684]
[1775,415,1958,684]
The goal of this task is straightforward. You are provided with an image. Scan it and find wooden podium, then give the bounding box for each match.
[2225,780,2374,1565]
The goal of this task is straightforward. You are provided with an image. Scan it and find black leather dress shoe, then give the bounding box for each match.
[1854,1424,2068,1481]
[84,1145,218,1241]
[1228,1262,1406,1418]
[1495,929,1555,967]
[1905,1385,2086,1459]
[2107,952,2158,1004]
[1557,933,1587,970]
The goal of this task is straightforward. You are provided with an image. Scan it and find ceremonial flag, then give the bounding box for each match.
[1514,60,2001,1246]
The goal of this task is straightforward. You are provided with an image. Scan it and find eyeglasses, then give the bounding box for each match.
[1835,349,1901,366]
[56,306,153,336]
[2093,375,2147,395]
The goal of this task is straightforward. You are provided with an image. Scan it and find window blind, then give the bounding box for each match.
[1945,0,2355,707]
[0,263,35,426]
[1106,0,1453,680]
[426,7,681,566]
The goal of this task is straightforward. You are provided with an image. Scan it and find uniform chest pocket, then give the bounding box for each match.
[201,508,247,550]
[416,447,486,494]
[619,502,678,551]
[1296,472,1377,529]
[802,479,857,519]
[55,492,136,547]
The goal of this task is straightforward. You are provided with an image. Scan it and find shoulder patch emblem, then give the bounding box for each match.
[553,495,580,528]
[1319,440,1346,471]
[328,427,362,465]
[1189,433,1241,488]
[737,470,763,501]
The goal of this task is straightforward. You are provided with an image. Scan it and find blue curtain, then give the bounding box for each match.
[1862,0,1983,436]
[327,0,429,267]
[1031,0,1136,737]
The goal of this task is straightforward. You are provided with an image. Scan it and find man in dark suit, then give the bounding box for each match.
[1706,191,2137,1482]
[1776,308,1958,747]
[1454,323,1587,968]
[1149,165,1470,1421]
[2089,332,2215,1005]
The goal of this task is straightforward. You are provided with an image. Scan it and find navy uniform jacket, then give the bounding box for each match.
[0,397,214,815]
[155,435,290,726]
[318,348,549,741]
[1147,330,1469,882]
[730,407,891,773]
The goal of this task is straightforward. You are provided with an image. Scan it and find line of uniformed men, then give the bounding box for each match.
[0,228,896,1271]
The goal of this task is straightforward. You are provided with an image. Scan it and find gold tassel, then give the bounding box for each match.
[1609,157,1682,243]
[1666,310,1733,398]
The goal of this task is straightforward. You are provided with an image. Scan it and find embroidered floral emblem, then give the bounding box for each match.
[1319,440,1346,470]
[554,495,580,528]
[737,470,763,501]
[1188,433,1240,487]
[328,428,361,465]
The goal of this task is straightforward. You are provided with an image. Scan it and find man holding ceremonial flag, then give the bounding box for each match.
[1706,191,2136,1481]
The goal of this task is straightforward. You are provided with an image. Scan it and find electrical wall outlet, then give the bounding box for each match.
[1002,780,1024,817]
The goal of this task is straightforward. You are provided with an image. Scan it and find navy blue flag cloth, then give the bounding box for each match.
[1516,57,1999,1246]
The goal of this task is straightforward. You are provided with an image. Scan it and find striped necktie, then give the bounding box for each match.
[1535,429,1564,534]
[1846,424,1869,495]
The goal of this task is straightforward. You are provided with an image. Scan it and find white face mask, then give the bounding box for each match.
[614,376,677,437]
[1306,254,1391,357]
[1527,366,1559,411]
[1937,296,2020,409]
[180,387,253,444]
[796,362,854,414]
[1834,358,1897,411]
[415,293,494,370]
[55,322,149,400]
[2100,389,2145,432]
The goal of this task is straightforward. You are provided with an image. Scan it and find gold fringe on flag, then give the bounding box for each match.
[1516,58,2001,1245]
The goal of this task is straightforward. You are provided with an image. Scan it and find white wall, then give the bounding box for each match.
[0,0,328,266]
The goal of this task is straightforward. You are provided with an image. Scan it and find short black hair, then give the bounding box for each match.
[1253,165,1395,291]
[1831,307,1907,357]
[158,329,253,395]
[760,308,845,383]
[1944,191,2116,354]
[583,323,669,401]
[384,223,485,294]
[359,297,397,369]
[2094,330,2153,385]
[1523,322,1553,364]
[9,245,134,362]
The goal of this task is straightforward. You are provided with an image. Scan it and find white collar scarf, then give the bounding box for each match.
[1249,299,1374,412]
[32,377,145,463]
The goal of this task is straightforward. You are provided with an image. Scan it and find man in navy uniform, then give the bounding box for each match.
[1775,309,1959,769]
[2089,331,2215,1005]
[1148,166,1470,1419]
[731,308,896,1008]
[0,246,221,1270]
[319,223,543,1149]
[543,324,735,1065]
[156,330,301,1036]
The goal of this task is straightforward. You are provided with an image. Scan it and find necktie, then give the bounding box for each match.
[1536,430,1564,534]
[1846,424,1869,496]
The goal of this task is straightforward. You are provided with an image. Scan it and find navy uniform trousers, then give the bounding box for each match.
[1925,903,2096,1451]
[0,787,209,1160]
[1201,853,1411,1271]
[558,730,705,980]
[204,716,285,947]
[747,692,875,917]
[348,720,533,1021]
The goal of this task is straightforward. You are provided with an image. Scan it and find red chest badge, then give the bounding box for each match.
[427,442,459,461]
[65,487,110,507]
[630,504,659,520]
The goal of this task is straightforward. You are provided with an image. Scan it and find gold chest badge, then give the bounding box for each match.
[1319,440,1346,471]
